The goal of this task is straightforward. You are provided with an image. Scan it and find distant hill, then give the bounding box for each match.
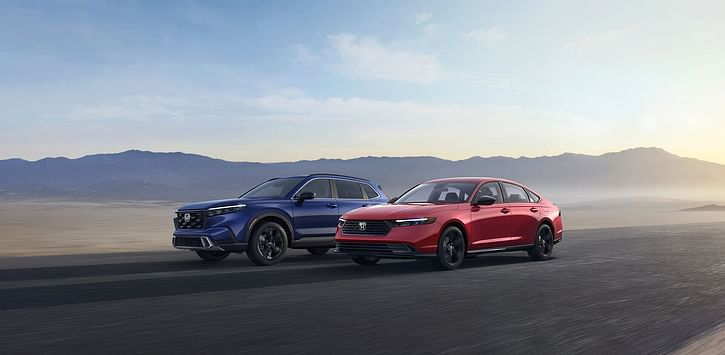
[681,204,725,212]
[1,147,724,202]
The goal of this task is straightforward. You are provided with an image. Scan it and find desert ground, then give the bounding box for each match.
[1,199,725,257]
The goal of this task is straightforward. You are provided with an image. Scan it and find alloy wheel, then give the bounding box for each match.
[257,227,285,260]
[442,230,464,265]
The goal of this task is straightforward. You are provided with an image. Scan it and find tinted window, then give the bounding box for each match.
[298,179,332,198]
[474,182,503,204]
[243,177,305,198]
[396,182,477,204]
[335,180,364,199]
[502,183,530,203]
[525,188,541,203]
[362,184,380,199]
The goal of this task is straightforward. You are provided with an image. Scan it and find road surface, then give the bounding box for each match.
[1,222,724,354]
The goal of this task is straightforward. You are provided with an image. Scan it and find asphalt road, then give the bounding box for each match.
[1,223,725,354]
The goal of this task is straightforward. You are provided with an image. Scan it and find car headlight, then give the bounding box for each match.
[207,204,246,217]
[338,218,347,227]
[392,217,436,227]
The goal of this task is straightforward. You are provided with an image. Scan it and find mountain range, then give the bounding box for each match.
[1,147,724,203]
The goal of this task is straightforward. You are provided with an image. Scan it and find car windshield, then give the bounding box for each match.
[395,182,477,204]
[241,177,305,198]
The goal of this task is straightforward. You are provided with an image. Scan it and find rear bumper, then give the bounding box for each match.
[172,236,247,252]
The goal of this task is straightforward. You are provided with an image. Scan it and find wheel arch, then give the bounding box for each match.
[536,218,555,245]
[439,219,469,249]
[245,211,294,244]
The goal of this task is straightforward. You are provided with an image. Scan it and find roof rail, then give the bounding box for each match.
[307,173,369,181]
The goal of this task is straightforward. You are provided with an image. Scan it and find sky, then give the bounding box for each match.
[1,0,725,163]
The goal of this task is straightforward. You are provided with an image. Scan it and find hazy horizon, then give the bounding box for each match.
[4,146,724,166]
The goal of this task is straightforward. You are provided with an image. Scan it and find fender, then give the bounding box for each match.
[244,210,295,242]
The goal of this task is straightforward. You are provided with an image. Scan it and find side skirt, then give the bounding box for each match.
[466,244,534,255]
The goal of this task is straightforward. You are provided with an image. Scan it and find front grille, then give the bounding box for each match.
[336,242,414,255]
[175,211,207,230]
[341,220,391,236]
[174,236,204,248]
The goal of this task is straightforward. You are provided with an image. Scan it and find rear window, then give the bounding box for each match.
[335,180,364,199]
[501,183,530,203]
[525,188,541,203]
[362,184,380,199]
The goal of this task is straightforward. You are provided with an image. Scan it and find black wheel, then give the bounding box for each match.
[195,250,230,262]
[528,224,554,261]
[432,226,466,270]
[306,247,330,255]
[246,222,288,266]
[352,255,380,265]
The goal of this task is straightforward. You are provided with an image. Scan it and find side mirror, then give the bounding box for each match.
[474,196,496,206]
[388,196,399,204]
[297,191,316,201]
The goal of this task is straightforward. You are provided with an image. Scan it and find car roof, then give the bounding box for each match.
[276,173,374,183]
[425,177,523,185]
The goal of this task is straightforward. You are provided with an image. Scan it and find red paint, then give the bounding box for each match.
[335,177,563,255]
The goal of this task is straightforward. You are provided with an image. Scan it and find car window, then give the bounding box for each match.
[242,177,305,198]
[298,179,332,198]
[474,182,503,204]
[335,180,364,199]
[525,188,541,203]
[501,183,530,203]
[396,182,477,204]
[362,184,379,199]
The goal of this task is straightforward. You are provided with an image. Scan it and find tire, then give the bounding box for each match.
[352,255,380,265]
[432,226,466,270]
[246,221,288,266]
[195,250,230,262]
[306,247,330,255]
[528,224,554,261]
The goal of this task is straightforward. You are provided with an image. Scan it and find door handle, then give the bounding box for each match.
[500,208,510,214]
[326,203,338,208]
[530,207,539,213]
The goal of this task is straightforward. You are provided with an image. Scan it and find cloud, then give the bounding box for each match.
[566,27,632,48]
[414,13,432,25]
[290,44,318,62]
[328,33,441,84]
[423,23,440,34]
[464,26,508,46]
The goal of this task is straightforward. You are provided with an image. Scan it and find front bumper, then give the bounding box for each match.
[334,223,441,258]
[172,235,248,252]
[334,242,432,259]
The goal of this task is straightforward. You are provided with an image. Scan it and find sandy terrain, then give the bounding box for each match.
[1,199,725,257]
[0,201,175,256]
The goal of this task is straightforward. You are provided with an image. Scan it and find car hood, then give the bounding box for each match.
[177,198,249,211]
[342,203,461,220]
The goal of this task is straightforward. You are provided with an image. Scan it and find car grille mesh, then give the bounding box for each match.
[175,211,207,229]
[174,236,204,248]
[341,220,391,236]
[336,242,413,254]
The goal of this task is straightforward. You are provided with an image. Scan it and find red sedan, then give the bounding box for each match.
[335,177,564,270]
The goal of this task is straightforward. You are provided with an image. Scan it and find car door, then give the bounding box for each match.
[333,179,374,216]
[500,182,541,246]
[292,179,339,238]
[468,181,512,250]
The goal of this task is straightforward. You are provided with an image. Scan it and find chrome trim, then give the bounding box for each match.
[174,209,205,213]
[208,204,246,211]
[290,177,380,201]
[172,235,224,251]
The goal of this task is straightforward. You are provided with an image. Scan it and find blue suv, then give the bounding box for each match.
[173,174,388,265]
